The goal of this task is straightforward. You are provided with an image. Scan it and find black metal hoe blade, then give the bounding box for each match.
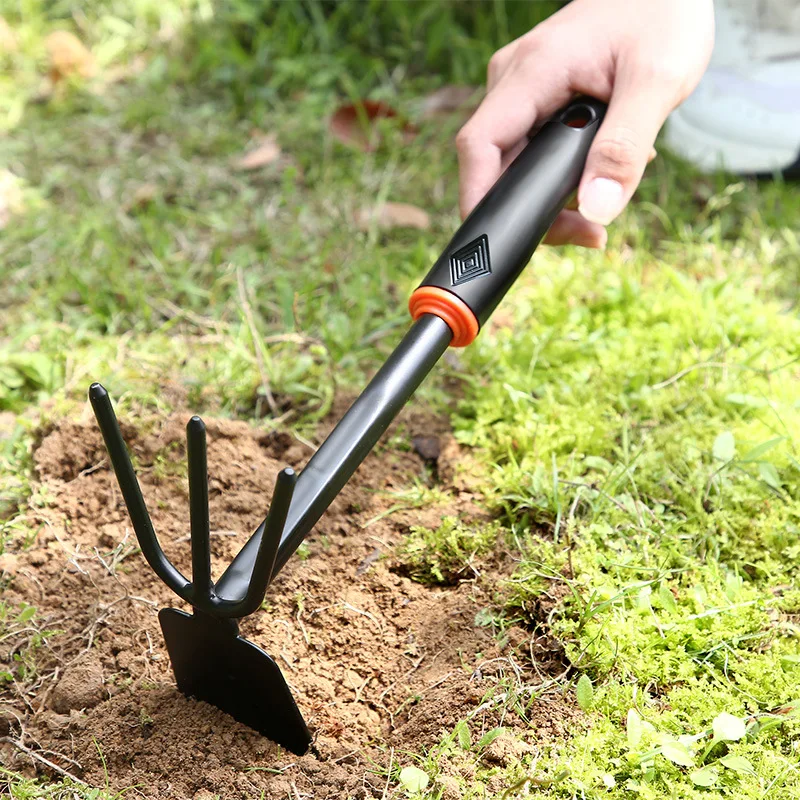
[88,383,311,754]
[158,608,311,755]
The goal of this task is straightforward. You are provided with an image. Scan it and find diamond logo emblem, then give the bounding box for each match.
[449,234,491,287]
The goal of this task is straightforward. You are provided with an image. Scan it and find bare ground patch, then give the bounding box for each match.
[0,405,576,798]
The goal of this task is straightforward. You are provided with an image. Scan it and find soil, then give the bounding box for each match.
[0,402,576,799]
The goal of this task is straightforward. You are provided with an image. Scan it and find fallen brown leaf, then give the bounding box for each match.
[420,85,480,119]
[130,183,158,210]
[46,30,94,82]
[329,100,416,152]
[235,134,282,170]
[355,202,430,231]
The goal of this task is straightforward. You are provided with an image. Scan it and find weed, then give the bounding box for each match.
[0,601,58,689]
[0,420,35,526]
[396,516,500,585]
[0,767,117,799]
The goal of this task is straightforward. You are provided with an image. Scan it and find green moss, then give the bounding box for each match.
[396,516,500,585]
[448,194,800,795]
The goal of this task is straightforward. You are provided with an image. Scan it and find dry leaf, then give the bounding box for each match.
[130,183,158,209]
[46,30,95,82]
[235,135,282,170]
[355,202,430,231]
[0,17,17,53]
[329,100,416,152]
[421,85,480,118]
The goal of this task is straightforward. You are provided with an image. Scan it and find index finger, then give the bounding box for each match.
[456,60,573,218]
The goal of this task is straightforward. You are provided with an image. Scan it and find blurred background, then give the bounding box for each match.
[1,1,560,118]
[1,0,796,416]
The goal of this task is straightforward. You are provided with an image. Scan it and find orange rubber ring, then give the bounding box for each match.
[408,286,479,348]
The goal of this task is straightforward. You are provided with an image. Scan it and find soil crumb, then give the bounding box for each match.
[0,407,575,798]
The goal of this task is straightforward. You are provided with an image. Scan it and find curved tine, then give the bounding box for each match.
[230,467,296,617]
[187,416,212,600]
[89,384,190,597]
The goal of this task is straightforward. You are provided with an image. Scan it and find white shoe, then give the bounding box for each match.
[665,0,800,176]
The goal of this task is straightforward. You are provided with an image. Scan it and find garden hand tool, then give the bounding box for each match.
[89,96,605,755]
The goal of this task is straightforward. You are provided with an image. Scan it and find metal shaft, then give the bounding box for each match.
[214,314,452,600]
[187,416,212,596]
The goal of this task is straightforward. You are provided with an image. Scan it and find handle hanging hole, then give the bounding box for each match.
[560,104,596,129]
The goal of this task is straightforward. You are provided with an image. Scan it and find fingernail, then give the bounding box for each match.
[578,178,624,226]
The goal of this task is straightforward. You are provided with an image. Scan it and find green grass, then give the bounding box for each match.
[2,2,800,799]
[0,769,118,799]
[437,148,800,800]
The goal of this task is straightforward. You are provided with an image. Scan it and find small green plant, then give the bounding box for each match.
[0,766,126,799]
[396,516,500,585]
[0,420,35,525]
[138,708,154,728]
[620,707,798,789]
[0,602,57,687]
[0,350,63,411]
[707,429,786,499]
[398,765,429,795]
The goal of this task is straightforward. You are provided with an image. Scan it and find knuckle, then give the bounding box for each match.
[594,129,641,172]
[487,50,505,82]
[455,125,476,154]
[515,32,543,60]
[514,24,555,60]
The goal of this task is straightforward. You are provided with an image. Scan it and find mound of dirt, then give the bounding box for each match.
[0,405,575,798]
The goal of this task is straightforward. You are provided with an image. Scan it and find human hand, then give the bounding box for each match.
[456,0,715,247]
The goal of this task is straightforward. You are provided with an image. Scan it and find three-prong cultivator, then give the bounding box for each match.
[89,97,605,754]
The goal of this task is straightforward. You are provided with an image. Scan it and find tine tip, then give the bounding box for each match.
[88,383,107,402]
[187,415,205,432]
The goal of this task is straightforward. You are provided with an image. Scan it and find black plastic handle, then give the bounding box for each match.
[415,96,606,328]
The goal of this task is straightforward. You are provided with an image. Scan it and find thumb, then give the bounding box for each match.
[577,85,667,226]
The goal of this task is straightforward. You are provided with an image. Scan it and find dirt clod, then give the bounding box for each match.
[411,435,441,461]
[50,655,105,713]
[0,553,18,575]
[482,733,533,767]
